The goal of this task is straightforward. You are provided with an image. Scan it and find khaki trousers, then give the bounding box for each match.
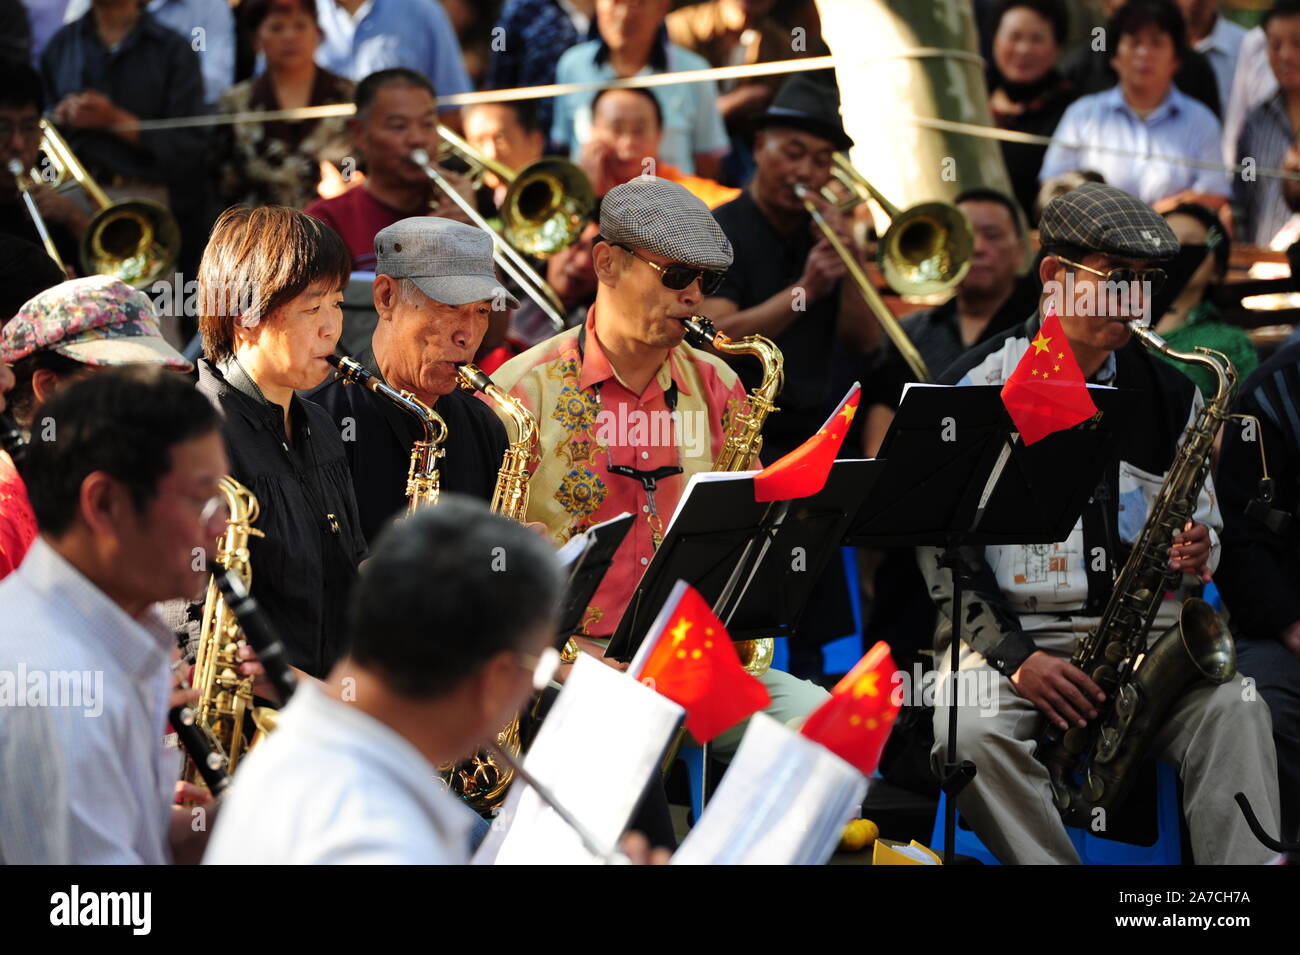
[930,626,1281,864]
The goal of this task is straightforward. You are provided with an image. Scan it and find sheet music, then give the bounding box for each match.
[473,654,683,865]
[670,713,868,866]
[556,510,634,568]
[661,470,758,537]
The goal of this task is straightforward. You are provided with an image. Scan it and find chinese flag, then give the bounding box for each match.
[799,641,900,777]
[753,382,860,502]
[1000,308,1097,445]
[636,584,771,742]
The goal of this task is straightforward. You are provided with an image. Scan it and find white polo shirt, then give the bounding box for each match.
[204,683,477,864]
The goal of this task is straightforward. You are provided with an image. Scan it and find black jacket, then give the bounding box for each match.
[1215,344,1300,645]
[197,359,367,677]
[305,351,508,546]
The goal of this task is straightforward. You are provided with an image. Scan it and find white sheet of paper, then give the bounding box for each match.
[473,653,684,865]
[670,712,867,865]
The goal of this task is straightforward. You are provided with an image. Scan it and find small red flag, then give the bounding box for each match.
[634,583,771,742]
[753,382,860,502]
[799,641,900,777]
[1000,308,1097,445]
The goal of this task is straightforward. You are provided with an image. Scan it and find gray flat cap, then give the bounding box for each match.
[599,177,733,270]
[1039,182,1179,261]
[374,217,519,308]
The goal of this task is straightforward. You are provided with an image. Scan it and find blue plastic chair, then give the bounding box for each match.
[930,762,1183,864]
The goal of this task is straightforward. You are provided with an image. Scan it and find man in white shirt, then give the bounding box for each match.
[0,366,247,864]
[1177,0,1247,114]
[203,496,564,865]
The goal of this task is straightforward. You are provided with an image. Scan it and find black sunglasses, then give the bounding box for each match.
[1056,255,1168,295]
[608,241,727,296]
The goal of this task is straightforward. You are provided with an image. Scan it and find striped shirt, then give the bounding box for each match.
[1234,91,1297,247]
[0,538,177,864]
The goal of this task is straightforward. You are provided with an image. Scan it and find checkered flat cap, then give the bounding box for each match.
[599,177,733,270]
[1039,183,1178,261]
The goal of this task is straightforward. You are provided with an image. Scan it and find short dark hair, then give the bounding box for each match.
[590,86,664,130]
[1163,202,1230,276]
[465,99,542,135]
[198,206,350,363]
[1106,0,1191,63]
[0,60,43,114]
[347,496,563,699]
[6,350,85,429]
[956,187,1024,236]
[1263,0,1300,29]
[994,0,1069,47]
[25,366,221,537]
[239,0,319,34]
[355,68,437,121]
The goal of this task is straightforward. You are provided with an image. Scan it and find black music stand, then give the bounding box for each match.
[606,458,882,661]
[605,458,881,805]
[845,384,1133,864]
[555,513,634,650]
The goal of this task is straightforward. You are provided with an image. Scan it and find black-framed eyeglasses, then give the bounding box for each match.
[609,242,727,296]
[1055,255,1167,294]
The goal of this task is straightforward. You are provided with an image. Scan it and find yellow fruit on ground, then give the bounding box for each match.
[839,818,880,851]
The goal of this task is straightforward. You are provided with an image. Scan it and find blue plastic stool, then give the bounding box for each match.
[930,762,1183,864]
[822,547,866,676]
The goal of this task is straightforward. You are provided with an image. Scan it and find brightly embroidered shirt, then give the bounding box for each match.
[488,309,747,637]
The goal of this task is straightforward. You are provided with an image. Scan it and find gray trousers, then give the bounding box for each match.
[1235,637,1300,843]
[930,627,1282,864]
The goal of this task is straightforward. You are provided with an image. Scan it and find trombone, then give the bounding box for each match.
[18,120,180,287]
[411,128,595,331]
[7,157,68,274]
[796,153,974,382]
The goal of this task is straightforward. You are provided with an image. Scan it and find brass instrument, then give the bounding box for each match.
[29,120,180,286]
[682,314,784,676]
[456,362,536,521]
[447,361,541,812]
[1039,327,1238,828]
[411,129,594,331]
[325,354,446,511]
[435,125,594,258]
[186,475,274,789]
[7,158,68,273]
[795,163,973,383]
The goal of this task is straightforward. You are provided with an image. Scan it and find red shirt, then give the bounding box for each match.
[0,451,36,580]
[305,186,413,270]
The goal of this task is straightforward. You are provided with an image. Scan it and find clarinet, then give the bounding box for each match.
[216,568,298,705]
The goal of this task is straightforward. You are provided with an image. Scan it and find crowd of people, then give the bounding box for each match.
[0,0,1297,866]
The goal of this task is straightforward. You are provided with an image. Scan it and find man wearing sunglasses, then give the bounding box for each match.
[487,176,830,761]
[919,182,1280,864]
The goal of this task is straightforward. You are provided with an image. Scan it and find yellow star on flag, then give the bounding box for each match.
[852,672,880,699]
[671,618,691,646]
[837,403,856,425]
[1031,332,1051,354]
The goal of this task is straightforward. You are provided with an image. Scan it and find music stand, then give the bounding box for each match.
[555,513,633,651]
[846,384,1133,864]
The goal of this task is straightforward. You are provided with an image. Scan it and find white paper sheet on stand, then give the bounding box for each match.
[671,712,867,865]
[473,653,684,864]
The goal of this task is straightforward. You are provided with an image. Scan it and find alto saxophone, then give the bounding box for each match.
[682,315,784,675]
[442,361,540,813]
[326,354,447,510]
[186,475,274,788]
[1038,325,1238,828]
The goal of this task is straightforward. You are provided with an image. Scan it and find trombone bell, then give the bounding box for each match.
[501,158,594,257]
[879,201,973,296]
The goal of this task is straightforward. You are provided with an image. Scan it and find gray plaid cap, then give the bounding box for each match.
[1039,182,1179,261]
[599,177,733,270]
[374,217,519,308]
